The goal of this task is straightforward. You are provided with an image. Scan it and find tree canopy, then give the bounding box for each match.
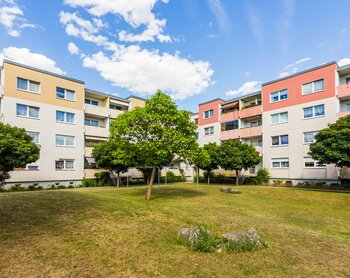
[217,140,261,185]
[0,123,40,186]
[92,141,129,187]
[109,90,198,200]
[192,143,219,184]
[309,115,350,168]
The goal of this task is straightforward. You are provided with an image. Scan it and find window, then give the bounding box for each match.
[204,109,214,119]
[346,77,350,84]
[85,99,98,106]
[271,135,288,146]
[270,89,288,103]
[250,120,262,127]
[204,126,214,135]
[85,119,99,127]
[16,104,39,118]
[303,131,318,144]
[249,167,256,174]
[271,158,289,168]
[304,157,325,168]
[16,77,40,93]
[271,112,288,124]
[346,103,350,111]
[26,131,40,144]
[221,120,238,131]
[55,159,74,170]
[56,111,75,124]
[195,132,199,139]
[302,79,324,95]
[303,104,324,119]
[110,104,123,110]
[250,139,263,147]
[56,135,75,147]
[57,87,75,101]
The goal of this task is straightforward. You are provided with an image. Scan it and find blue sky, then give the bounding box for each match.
[1,0,350,112]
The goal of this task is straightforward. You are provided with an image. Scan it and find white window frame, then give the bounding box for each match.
[346,103,350,111]
[271,158,289,169]
[16,77,41,94]
[303,104,325,119]
[204,126,214,136]
[271,135,289,146]
[302,79,324,95]
[56,87,76,101]
[204,109,214,119]
[26,131,40,144]
[304,157,326,168]
[56,111,75,124]
[16,104,40,119]
[271,112,288,125]
[270,89,288,103]
[55,159,75,171]
[85,119,99,127]
[56,135,75,147]
[85,98,99,106]
[303,131,318,144]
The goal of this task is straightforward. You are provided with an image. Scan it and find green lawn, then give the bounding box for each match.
[0,184,349,277]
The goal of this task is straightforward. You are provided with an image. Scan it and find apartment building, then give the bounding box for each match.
[195,61,350,183]
[0,60,144,186]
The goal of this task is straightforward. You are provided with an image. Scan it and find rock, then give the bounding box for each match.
[221,185,241,194]
[223,228,266,248]
[178,227,200,245]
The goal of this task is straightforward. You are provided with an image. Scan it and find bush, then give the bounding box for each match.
[256,168,270,184]
[94,171,112,186]
[243,177,258,185]
[82,178,98,187]
[67,185,75,189]
[160,171,186,183]
[57,185,66,189]
[11,184,24,191]
[191,226,222,253]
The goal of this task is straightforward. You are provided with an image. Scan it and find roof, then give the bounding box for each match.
[222,90,261,105]
[198,98,224,106]
[127,95,147,101]
[2,59,85,84]
[85,88,130,103]
[262,61,337,86]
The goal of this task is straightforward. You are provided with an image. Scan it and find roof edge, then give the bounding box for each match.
[85,88,130,103]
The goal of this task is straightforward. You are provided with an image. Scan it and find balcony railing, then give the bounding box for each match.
[84,104,110,117]
[221,125,262,140]
[337,84,350,99]
[85,125,109,138]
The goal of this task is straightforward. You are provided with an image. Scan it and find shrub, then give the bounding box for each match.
[37,186,43,190]
[28,185,36,191]
[273,180,284,186]
[82,178,98,187]
[57,185,66,189]
[191,226,222,253]
[256,168,270,184]
[94,171,112,186]
[67,185,74,189]
[243,177,258,185]
[11,184,24,191]
[48,184,55,190]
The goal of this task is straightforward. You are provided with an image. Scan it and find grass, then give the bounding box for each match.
[0,184,349,277]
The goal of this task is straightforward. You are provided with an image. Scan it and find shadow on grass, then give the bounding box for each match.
[128,185,207,200]
[0,190,97,241]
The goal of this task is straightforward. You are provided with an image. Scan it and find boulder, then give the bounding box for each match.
[178,227,200,245]
[223,228,266,248]
[221,185,241,194]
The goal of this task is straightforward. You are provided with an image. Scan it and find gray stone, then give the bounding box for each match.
[178,227,200,245]
[221,185,241,194]
[223,228,266,248]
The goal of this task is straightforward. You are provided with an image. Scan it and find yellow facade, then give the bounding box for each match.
[4,61,85,111]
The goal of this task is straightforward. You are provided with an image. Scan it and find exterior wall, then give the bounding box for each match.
[128,96,145,109]
[198,99,223,126]
[262,97,338,181]
[3,96,85,184]
[198,122,221,146]
[263,63,337,112]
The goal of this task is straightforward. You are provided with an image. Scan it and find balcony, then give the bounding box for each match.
[110,109,124,119]
[221,129,240,140]
[85,147,93,156]
[221,126,262,141]
[85,125,109,138]
[239,105,262,119]
[337,111,350,118]
[84,104,110,117]
[337,84,350,99]
[255,146,263,155]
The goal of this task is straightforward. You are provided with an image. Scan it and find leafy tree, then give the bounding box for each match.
[92,141,129,187]
[190,146,210,183]
[192,143,219,184]
[0,123,40,186]
[110,90,198,200]
[217,140,261,185]
[309,115,350,167]
[256,168,270,184]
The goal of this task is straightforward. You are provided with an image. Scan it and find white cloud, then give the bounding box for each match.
[226,81,261,97]
[338,57,350,67]
[0,47,65,75]
[207,0,231,34]
[279,57,311,77]
[340,28,347,34]
[63,0,171,43]
[207,33,219,39]
[67,42,79,55]
[0,0,36,36]
[82,45,214,100]
[244,71,250,76]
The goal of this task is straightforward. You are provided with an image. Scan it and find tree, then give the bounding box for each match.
[309,115,350,167]
[190,146,211,183]
[0,123,40,186]
[92,141,129,187]
[110,91,198,200]
[192,143,219,184]
[217,140,261,185]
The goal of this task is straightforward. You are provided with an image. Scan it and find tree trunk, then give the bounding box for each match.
[145,166,156,201]
[235,170,239,186]
[117,172,120,187]
[207,171,210,184]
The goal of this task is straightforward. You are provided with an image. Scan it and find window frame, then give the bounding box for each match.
[271,158,289,169]
[55,134,75,147]
[204,126,214,136]
[85,119,99,127]
[303,157,326,168]
[55,159,75,171]
[302,79,325,95]
[271,112,288,125]
[26,131,40,144]
[270,89,288,103]
[56,87,76,101]
[271,135,289,146]
[303,104,325,119]
[16,104,40,119]
[56,111,75,124]
[303,131,318,144]
[16,77,41,94]
[204,109,214,119]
